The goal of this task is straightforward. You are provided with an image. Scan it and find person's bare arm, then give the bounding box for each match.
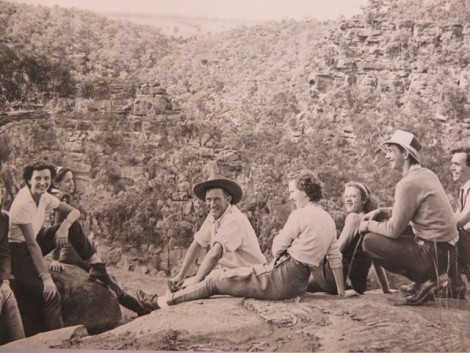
[20,224,57,300]
[337,213,361,252]
[192,242,223,284]
[331,266,345,297]
[54,202,80,247]
[169,239,204,287]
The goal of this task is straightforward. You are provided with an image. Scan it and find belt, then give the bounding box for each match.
[416,237,455,250]
[435,241,455,251]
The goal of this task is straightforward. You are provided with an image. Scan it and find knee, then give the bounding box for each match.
[68,221,81,233]
[362,233,379,255]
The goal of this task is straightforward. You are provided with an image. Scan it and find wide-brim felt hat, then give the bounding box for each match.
[383,129,421,163]
[193,176,243,204]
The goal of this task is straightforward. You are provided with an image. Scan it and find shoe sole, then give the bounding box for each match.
[405,283,437,306]
[137,290,160,310]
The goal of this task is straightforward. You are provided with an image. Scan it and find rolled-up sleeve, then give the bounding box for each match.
[212,218,242,254]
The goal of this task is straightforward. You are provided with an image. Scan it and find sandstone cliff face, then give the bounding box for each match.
[1,10,469,275]
[0,81,240,275]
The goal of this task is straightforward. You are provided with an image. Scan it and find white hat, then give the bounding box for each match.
[383,130,421,163]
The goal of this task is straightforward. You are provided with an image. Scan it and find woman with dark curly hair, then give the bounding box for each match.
[136,169,345,311]
[307,182,391,295]
[8,161,112,332]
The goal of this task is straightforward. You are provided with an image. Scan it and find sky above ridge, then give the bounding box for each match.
[10,0,369,21]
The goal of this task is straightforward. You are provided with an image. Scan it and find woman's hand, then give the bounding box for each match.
[49,259,65,272]
[41,273,58,301]
[55,226,69,248]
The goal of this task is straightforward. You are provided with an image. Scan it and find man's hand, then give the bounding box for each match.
[55,227,69,248]
[359,220,369,235]
[41,273,58,301]
[168,274,184,293]
[49,259,65,272]
[362,209,381,222]
[0,279,11,292]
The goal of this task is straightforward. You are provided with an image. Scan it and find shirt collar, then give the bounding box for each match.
[462,179,470,191]
[22,186,37,205]
[210,204,233,224]
[404,164,421,177]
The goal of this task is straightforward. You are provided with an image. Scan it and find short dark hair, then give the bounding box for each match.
[292,170,322,202]
[23,161,56,188]
[451,147,470,167]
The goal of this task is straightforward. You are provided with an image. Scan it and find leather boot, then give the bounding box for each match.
[404,280,437,306]
[119,292,152,316]
[136,289,160,310]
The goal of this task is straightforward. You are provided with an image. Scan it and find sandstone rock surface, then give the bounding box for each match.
[15,264,121,337]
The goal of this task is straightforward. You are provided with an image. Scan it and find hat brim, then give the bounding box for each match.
[193,178,243,204]
[383,140,420,163]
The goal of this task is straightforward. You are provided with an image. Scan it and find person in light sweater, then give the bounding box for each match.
[137,169,345,310]
[360,130,460,306]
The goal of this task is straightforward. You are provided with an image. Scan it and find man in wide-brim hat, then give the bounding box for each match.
[359,129,461,305]
[152,175,265,294]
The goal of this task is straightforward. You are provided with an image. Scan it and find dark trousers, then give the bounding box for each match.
[10,222,95,331]
[308,233,372,295]
[363,233,458,284]
[457,229,470,279]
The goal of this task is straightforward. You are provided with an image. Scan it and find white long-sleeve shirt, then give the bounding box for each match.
[272,202,342,269]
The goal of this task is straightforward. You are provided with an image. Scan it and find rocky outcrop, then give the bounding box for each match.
[2,325,88,349]
[15,265,121,337]
[16,291,470,352]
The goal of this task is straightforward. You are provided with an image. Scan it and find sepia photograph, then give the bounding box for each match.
[0,0,470,352]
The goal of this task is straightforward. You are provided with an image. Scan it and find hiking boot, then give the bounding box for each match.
[400,282,418,295]
[119,293,152,316]
[404,280,437,306]
[88,262,113,287]
[136,289,160,311]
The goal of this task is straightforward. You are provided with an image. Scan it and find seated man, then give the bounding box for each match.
[360,130,460,305]
[167,175,266,292]
[0,187,25,343]
[450,146,470,283]
[8,161,112,332]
